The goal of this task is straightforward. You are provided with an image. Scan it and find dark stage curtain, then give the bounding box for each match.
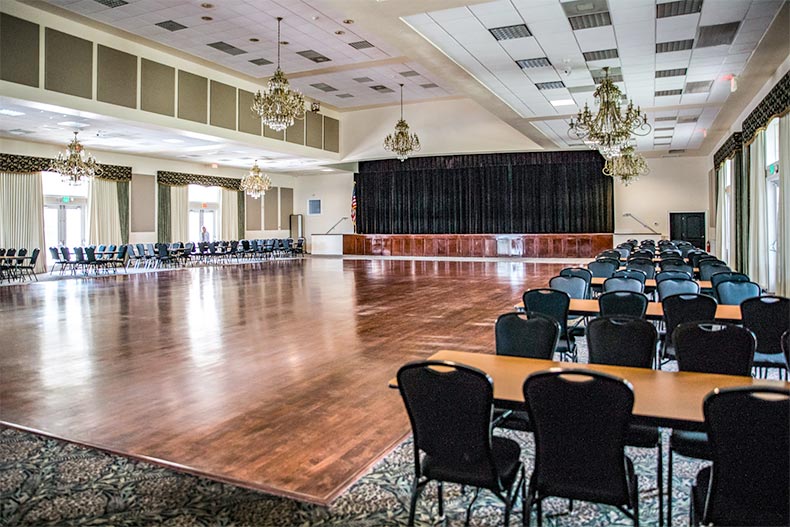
[355,151,612,234]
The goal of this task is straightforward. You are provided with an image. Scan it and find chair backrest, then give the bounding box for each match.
[662,293,718,345]
[28,248,40,265]
[156,243,169,258]
[658,257,685,269]
[660,263,695,275]
[184,242,194,253]
[587,260,617,278]
[596,256,621,268]
[710,271,750,290]
[715,281,761,305]
[587,316,657,368]
[614,246,630,259]
[631,250,654,260]
[61,246,71,260]
[740,296,790,357]
[598,291,649,318]
[5,248,16,258]
[145,243,156,256]
[523,369,634,505]
[674,322,755,375]
[598,249,621,260]
[612,268,647,284]
[549,275,587,299]
[559,267,592,284]
[657,278,700,300]
[603,276,644,293]
[626,260,656,279]
[398,361,499,486]
[84,246,97,262]
[701,386,790,526]
[116,245,128,259]
[98,244,106,254]
[700,262,732,281]
[73,247,85,262]
[523,288,570,334]
[655,270,693,283]
[495,312,560,360]
[49,247,60,261]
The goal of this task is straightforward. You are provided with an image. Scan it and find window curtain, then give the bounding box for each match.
[0,172,46,273]
[220,188,238,241]
[117,181,130,245]
[777,113,790,296]
[714,165,726,260]
[170,185,188,243]
[88,177,122,246]
[237,191,246,240]
[157,183,171,243]
[747,132,769,288]
[733,149,748,271]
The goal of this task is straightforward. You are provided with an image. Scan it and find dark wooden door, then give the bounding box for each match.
[670,212,706,248]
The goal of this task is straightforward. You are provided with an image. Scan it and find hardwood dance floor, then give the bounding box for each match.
[0,258,561,505]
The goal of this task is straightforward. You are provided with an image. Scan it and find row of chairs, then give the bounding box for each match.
[49,246,128,275]
[126,239,306,269]
[0,248,41,282]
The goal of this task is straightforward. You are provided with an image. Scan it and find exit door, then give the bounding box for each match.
[669,212,706,248]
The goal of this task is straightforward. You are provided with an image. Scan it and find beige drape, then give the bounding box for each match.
[0,172,46,273]
[747,132,769,288]
[220,188,238,240]
[777,114,790,296]
[170,185,189,243]
[88,178,122,245]
[714,165,726,261]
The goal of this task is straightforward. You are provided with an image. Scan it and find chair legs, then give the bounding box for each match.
[667,447,673,526]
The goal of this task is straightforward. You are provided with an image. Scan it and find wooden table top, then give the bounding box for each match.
[389,350,789,430]
[589,277,711,288]
[515,298,741,321]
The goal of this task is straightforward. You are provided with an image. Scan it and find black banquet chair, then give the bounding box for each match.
[523,369,640,526]
[740,295,790,379]
[690,386,789,526]
[523,288,576,361]
[598,291,649,318]
[397,360,525,526]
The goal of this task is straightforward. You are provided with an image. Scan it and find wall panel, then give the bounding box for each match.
[279,187,293,228]
[97,45,137,109]
[323,117,339,152]
[45,28,92,99]
[245,193,262,231]
[305,111,323,149]
[178,70,208,123]
[131,174,156,232]
[141,59,175,116]
[263,187,279,229]
[210,80,236,130]
[0,14,39,87]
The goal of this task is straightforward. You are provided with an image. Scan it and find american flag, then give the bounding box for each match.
[350,182,357,232]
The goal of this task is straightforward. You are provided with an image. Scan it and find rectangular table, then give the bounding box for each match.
[390,350,789,431]
[516,298,742,321]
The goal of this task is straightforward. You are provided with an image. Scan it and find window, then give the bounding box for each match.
[41,171,88,248]
[765,118,779,292]
[188,185,220,242]
[722,158,733,264]
[307,199,321,215]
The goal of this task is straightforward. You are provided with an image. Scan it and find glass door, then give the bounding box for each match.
[43,203,86,248]
[189,209,217,242]
[44,206,60,249]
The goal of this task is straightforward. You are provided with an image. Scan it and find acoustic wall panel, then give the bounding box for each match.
[210,80,236,130]
[323,116,339,152]
[285,117,305,145]
[263,187,279,229]
[97,45,137,109]
[0,14,39,87]
[178,70,208,123]
[280,187,294,228]
[237,89,261,135]
[141,59,175,116]
[305,111,323,149]
[45,28,92,99]
[131,174,156,232]
[245,193,262,231]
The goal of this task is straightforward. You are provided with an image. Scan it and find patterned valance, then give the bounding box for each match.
[742,71,790,144]
[157,171,241,191]
[713,132,743,168]
[0,153,132,181]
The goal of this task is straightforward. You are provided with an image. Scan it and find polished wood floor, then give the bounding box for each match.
[0,257,562,505]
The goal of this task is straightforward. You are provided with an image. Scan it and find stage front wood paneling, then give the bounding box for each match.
[343,234,612,258]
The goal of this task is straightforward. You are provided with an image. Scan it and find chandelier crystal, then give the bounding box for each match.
[568,67,651,155]
[240,160,272,199]
[602,145,650,186]
[51,131,102,186]
[251,17,305,132]
[383,83,421,161]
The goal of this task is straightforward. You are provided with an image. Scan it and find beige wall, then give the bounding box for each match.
[294,171,355,252]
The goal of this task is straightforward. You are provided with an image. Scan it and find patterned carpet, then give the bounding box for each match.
[1,424,707,527]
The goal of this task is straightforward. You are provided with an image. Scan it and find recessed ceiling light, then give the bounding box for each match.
[58,121,90,128]
[343,19,354,24]
[335,30,345,35]
[201,2,213,8]
[550,99,576,106]
[0,109,25,116]
[321,168,333,172]
[249,37,259,42]
[201,16,213,21]
[163,138,185,144]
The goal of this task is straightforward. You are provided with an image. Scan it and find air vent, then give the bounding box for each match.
[249,57,272,66]
[93,0,128,7]
[677,115,699,124]
[535,81,566,90]
[592,68,623,83]
[656,0,703,18]
[353,77,373,83]
[655,116,677,121]
[696,22,740,48]
[156,20,187,32]
[656,39,694,53]
[336,93,354,98]
[489,24,532,40]
[656,68,688,78]
[668,149,686,154]
[208,42,247,55]
[349,40,374,50]
[568,12,612,30]
[310,83,338,92]
[684,80,712,93]
[420,83,439,89]
[297,50,331,63]
[369,85,395,93]
[654,126,675,131]
[583,48,619,61]
[516,57,552,69]
[654,130,674,137]
[568,85,596,94]
[7,128,34,135]
[656,89,683,96]
[399,70,420,77]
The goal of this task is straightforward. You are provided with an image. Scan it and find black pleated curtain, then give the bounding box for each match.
[355,151,612,234]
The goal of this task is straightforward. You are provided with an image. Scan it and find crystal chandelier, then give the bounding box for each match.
[602,145,650,186]
[568,67,651,155]
[240,160,272,199]
[51,131,102,186]
[383,83,421,161]
[251,17,305,132]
